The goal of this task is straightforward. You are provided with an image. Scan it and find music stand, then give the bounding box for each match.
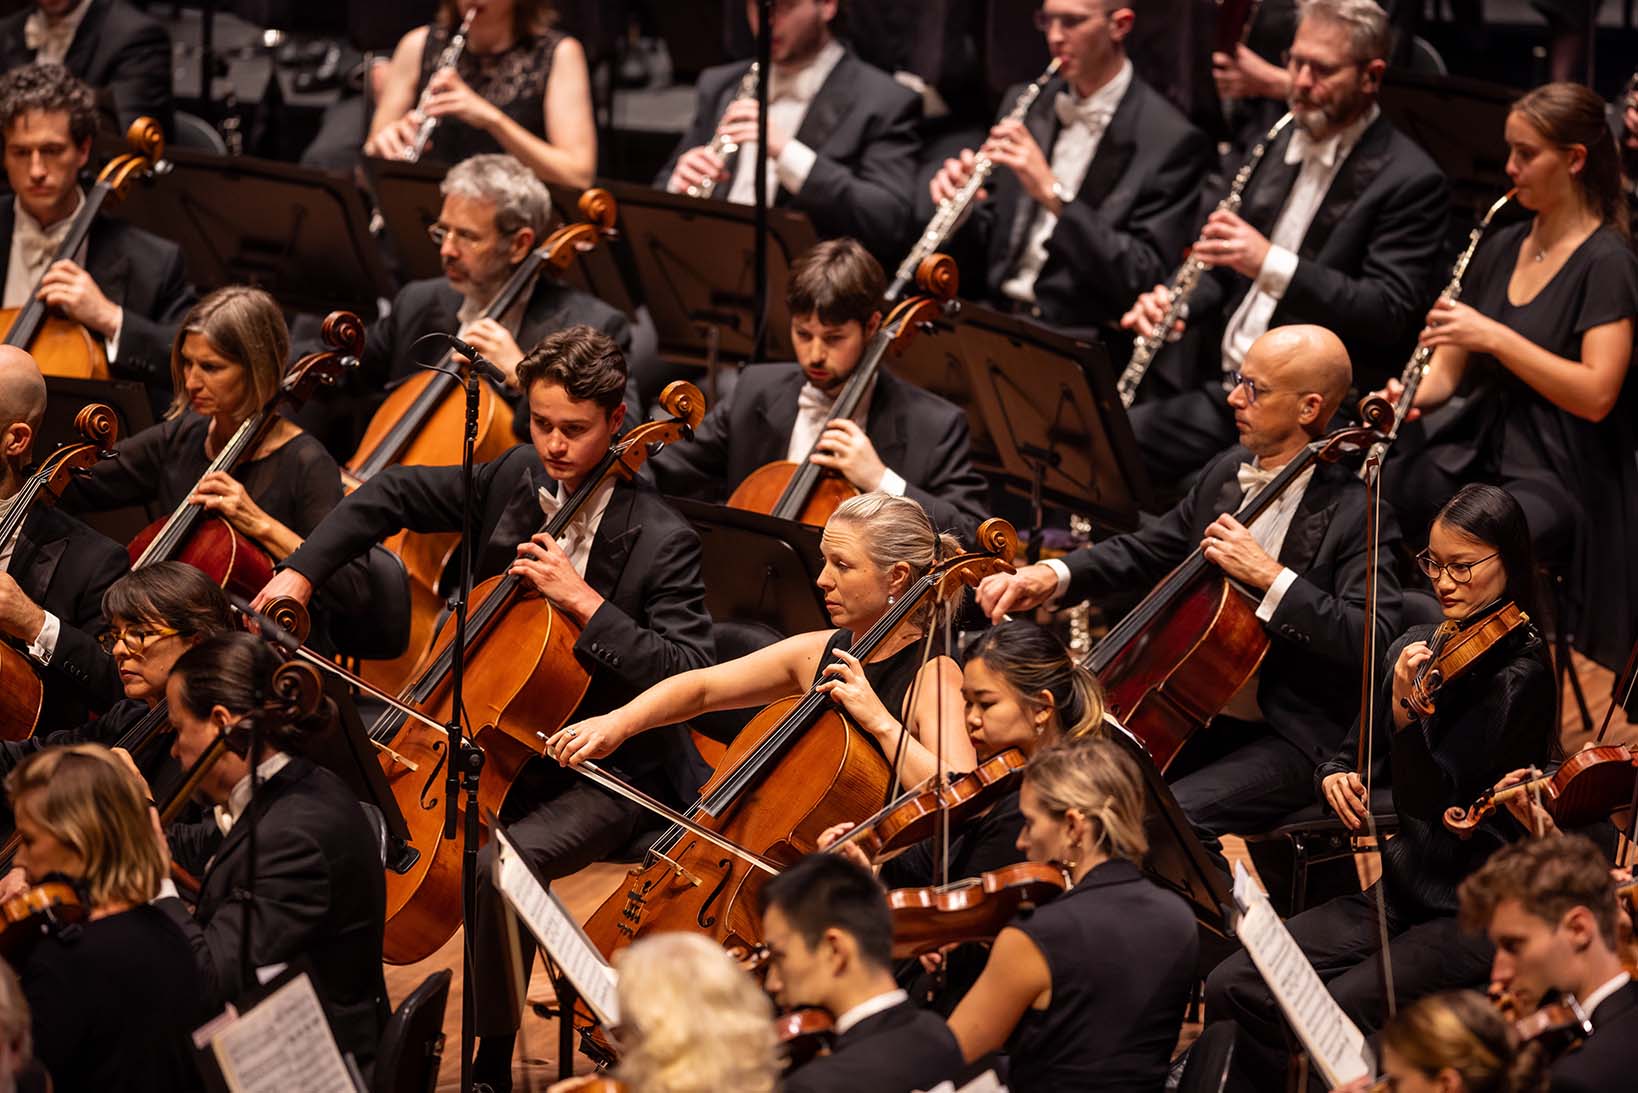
[891,303,1152,539]
[305,674,412,848]
[42,376,157,544]
[109,148,392,319]
[666,499,829,636]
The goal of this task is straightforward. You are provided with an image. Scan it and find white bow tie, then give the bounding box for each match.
[796,382,836,420]
[1236,461,1279,498]
[1283,126,1342,170]
[537,486,593,555]
[1054,91,1113,133]
[15,213,71,274]
[22,4,81,55]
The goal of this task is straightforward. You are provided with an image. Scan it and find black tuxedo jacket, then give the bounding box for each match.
[1550,981,1638,1093]
[648,364,988,540]
[0,0,172,133]
[784,999,965,1093]
[0,203,194,389]
[159,759,389,1067]
[657,49,922,263]
[1063,446,1403,763]
[942,72,1212,329]
[11,505,125,724]
[282,446,715,800]
[1149,112,1448,394]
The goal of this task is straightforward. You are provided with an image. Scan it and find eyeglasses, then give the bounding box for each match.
[426,222,493,250]
[1228,371,1299,406]
[1416,550,1498,585]
[1282,50,1357,81]
[1032,10,1096,32]
[96,625,180,656]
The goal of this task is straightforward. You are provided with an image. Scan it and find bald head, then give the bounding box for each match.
[0,347,46,436]
[1247,325,1352,430]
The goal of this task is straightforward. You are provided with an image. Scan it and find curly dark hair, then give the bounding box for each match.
[515,324,628,412]
[0,63,97,145]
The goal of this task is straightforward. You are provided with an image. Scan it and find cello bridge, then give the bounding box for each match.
[650,849,703,887]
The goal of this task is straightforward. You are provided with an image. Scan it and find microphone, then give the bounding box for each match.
[409,330,512,389]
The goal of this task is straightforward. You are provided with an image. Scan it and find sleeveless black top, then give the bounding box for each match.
[814,628,927,727]
[415,22,566,165]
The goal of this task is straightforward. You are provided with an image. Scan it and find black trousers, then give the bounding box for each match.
[1128,382,1237,490]
[1203,886,1495,1092]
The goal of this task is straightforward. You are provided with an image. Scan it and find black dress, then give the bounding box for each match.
[814,629,928,733]
[18,903,206,1093]
[414,23,565,166]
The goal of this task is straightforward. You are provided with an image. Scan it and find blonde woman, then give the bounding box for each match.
[1332,990,1545,1093]
[945,737,1199,1092]
[7,745,205,1092]
[549,493,976,786]
[550,932,780,1093]
[0,960,41,1093]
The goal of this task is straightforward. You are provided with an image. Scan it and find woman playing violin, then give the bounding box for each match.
[943,737,1199,1093]
[550,492,976,786]
[6,744,205,1092]
[1202,484,1556,1089]
[1329,989,1545,1093]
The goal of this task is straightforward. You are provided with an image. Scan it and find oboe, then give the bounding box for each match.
[1115,112,1293,408]
[403,5,479,163]
[687,63,761,200]
[886,57,1062,302]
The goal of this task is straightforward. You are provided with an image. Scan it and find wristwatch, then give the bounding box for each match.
[1050,179,1072,207]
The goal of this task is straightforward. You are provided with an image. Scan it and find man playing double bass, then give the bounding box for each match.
[977,324,1402,901]
[253,325,714,1093]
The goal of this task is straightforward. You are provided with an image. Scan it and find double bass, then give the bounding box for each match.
[125,312,362,597]
[726,255,958,527]
[372,382,706,964]
[0,117,168,380]
[344,190,620,693]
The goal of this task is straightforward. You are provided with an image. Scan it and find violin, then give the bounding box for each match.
[1443,743,1638,837]
[1404,601,1533,719]
[725,254,958,527]
[827,747,1027,864]
[345,191,619,695]
[887,861,1071,959]
[126,312,361,598]
[777,1006,836,1069]
[0,878,86,960]
[0,117,167,380]
[0,402,120,742]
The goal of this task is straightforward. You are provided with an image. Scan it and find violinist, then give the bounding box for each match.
[944,737,1199,1092]
[0,64,193,401]
[977,324,1401,900]
[648,238,987,539]
[141,631,390,1070]
[1329,989,1545,1093]
[1459,834,1638,1093]
[1202,484,1555,1091]
[255,326,714,1090]
[0,345,124,725]
[1379,81,1638,671]
[757,853,965,1093]
[6,744,204,1092]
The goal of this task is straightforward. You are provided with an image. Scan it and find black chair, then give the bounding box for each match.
[1538,563,1594,738]
[371,969,452,1093]
[1241,788,1398,915]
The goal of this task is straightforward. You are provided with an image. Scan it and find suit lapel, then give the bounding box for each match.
[1000,82,1063,269]
[198,761,307,904]
[486,460,552,575]
[1298,116,1392,261]
[62,0,108,76]
[756,369,805,465]
[1235,127,1300,236]
[1076,83,1139,210]
[87,222,131,310]
[792,53,855,162]
[516,276,573,350]
[9,510,65,602]
[864,374,909,471]
[582,481,640,601]
[1277,464,1340,573]
[0,202,14,301]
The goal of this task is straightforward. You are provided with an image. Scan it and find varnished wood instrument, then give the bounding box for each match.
[825,747,1026,865]
[0,117,168,380]
[371,382,706,965]
[727,254,958,526]
[1404,600,1532,719]
[1443,744,1638,837]
[126,312,362,597]
[0,879,85,960]
[887,861,1070,959]
[344,190,619,694]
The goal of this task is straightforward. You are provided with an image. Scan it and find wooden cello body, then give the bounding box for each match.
[345,189,620,693]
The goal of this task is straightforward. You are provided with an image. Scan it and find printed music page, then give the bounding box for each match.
[199,973,357,1092]
[494,826,621,1025]
[1232,863,1372,1087]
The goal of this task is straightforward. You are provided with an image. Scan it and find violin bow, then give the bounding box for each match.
[1356,418,1397,1021]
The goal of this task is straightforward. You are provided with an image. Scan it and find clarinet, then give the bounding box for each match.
[686,63,761,200]
[403,5,479,163]
[1115,111,1294,408]
[885,58,1062,302]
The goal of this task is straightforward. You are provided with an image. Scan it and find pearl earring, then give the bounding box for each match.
[887,595,895,605]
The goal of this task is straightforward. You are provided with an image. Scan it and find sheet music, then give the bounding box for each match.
[202,974,357,1092]
[493,828,621,1026]
[1232,864,1372,1087]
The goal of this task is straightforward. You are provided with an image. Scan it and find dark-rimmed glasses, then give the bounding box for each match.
[1416,550,1498,585]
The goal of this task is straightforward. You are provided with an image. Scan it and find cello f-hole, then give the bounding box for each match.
[417,737,448,812]
[697,858,734,930]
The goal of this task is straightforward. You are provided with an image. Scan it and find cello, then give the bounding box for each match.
[725,254,958,526]
[370,381,707,964]
[125,311,362,598]
[0,401,119,741]
[344,189,620,693]
[1083,422,1380,771]
[0,117,168,380]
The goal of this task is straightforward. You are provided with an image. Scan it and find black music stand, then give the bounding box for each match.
[109,148,392,319]
[667,499,829,636]
[41,376,156,544]
[307,674,413,849]
[891,303,1152,540]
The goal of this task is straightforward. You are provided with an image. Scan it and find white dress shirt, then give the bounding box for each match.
[1219,106,1380,375]
[1000,59,1132,306]
[5,192,125,361]
[217,751,295,834]
[0,489,60,665]
[23,0,91,65]
[786,378,906,496]
[537,476,616,577]
[1578,971,1632,1018]
[722,39,846,206]
[833,988,908,1036]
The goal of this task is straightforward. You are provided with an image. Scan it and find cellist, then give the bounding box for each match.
[254,325,715,1091]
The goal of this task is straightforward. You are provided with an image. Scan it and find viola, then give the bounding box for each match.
[0,879,86,960]
[725,254,958,527]
[368,382,707,965]
[345,191,619,694]
[0,118,167,380]
[827,747,1026,864]
[887,861,1071,959]
[1405,600,1533,719]
[777,1006,835,1070]
[1443,743,1638,837]
[126,312,362,598]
